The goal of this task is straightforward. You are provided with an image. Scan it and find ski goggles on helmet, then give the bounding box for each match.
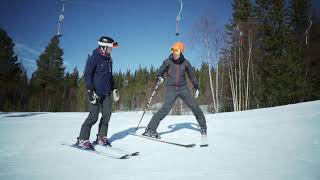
[171,48,181,54]
[98,41,119,48]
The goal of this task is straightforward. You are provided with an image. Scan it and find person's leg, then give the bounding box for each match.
[98,95,112,138]
[179,87,207,131]
[147,88,178,131]
[79,102,100,140]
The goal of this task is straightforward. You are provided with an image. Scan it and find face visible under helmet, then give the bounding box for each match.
[171,42,185,54]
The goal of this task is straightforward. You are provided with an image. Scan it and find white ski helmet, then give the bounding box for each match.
[98,36,118,48]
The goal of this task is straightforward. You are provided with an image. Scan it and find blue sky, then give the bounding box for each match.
[1,0,232,77]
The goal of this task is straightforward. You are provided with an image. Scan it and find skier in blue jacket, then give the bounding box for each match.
[76,36,120,150]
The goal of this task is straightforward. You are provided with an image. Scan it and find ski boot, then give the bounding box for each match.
[76,138,95,150]
[200,128,208,147]
[94,135,111,147]
[142,128,161,139]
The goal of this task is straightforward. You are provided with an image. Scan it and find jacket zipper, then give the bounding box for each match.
[176,65,179,90]
[108,62,111,73]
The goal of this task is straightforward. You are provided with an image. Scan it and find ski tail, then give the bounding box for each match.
[61,142,129,159]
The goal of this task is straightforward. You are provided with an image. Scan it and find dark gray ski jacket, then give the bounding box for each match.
[157,54,199,90]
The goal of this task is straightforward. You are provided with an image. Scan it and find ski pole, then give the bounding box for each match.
[136,83,160,129]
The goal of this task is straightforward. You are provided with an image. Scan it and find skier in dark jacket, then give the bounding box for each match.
[76,36,120,150]
[143,42,207,139]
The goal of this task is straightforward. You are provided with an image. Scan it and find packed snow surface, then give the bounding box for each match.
[1,101,320,180]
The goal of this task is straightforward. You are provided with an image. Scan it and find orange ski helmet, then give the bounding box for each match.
[171,42,185,54]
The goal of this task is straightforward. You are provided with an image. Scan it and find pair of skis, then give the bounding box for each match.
[62,132,207,159]
[61,142,139,159]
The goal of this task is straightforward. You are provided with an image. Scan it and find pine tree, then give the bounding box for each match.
[287,0,315,102]
[226,0,253,38]
[288,0,312,46]
[76,76,87,112]
[0,27,27,111]
[32,35,65,111]
[255,0,297,106]
[232,0,253,24]
[69,67,79,111]
[305,10,320,100]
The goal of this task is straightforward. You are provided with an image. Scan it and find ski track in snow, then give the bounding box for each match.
[0,101,320,180]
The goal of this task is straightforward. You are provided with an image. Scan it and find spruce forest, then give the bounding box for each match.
[1,0,319,113]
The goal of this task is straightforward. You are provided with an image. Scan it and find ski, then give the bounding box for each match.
[92,142,140,157]
[109,146,140,156]
[61,143,129,159]
[128,133,196,148]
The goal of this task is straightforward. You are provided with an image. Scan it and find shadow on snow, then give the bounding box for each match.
[109,122,200,143]
[2,112,47,118]
[159,122,200,136]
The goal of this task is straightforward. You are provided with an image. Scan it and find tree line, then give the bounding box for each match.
[1,0,319,113]
[191,0,320,112]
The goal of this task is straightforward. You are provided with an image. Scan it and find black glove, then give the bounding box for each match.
[87,90,98,104]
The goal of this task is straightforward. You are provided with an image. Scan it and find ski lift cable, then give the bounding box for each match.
[175,0,183,36]
[61,2,65,13]
[57,0,71,37]
[176,0,183,21]
[59,3,65,23]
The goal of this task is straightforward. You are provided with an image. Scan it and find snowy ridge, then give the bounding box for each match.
[0,100,320,180]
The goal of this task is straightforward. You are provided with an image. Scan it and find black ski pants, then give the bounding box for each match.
[79,95,112,140]
[147,86,207,131]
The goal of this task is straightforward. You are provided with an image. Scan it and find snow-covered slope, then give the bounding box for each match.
[0,101,319,180]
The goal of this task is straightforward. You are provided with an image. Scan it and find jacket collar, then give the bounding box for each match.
[94,48,112,61]
[169,53,185,64]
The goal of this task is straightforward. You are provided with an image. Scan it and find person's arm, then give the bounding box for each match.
[84,55,96,91]
[185,60,200,90]
[156,59,170,78]
[111,75,116,90]
[155,59,170,85]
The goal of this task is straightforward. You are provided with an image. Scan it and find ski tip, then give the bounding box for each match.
[120,155,130,159]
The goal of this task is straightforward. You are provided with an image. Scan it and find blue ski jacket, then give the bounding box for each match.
[84,48,115,96]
